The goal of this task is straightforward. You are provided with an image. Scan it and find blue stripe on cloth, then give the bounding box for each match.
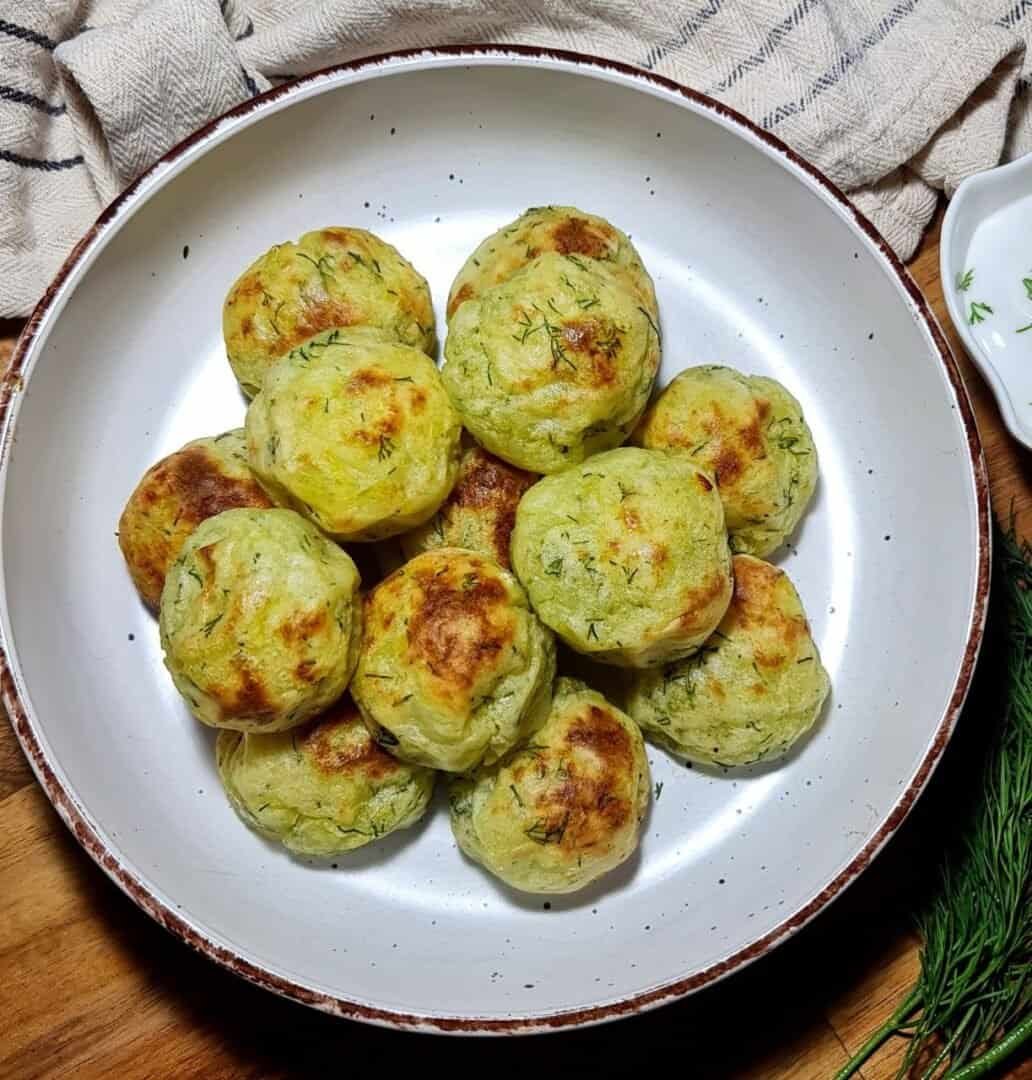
[641,1,723,71]
[760,0,921,130]
[0,84,66,116]
[0,19,57,50]
[997,1,1032,29]
[708,0,826,94]
[0,149,83,171]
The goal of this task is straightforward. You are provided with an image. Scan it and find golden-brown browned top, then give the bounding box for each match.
[508,700,636,852]
[223,227,435,396]
[159,508,362,734]
[447,677,649,893]
[118,430,272,609]
[633,366,818,557]
[351,548,556,773]
[300,697,400,781]
[364,551,518,709]
[400,444,537,568]
[723,554,809,673]
[446,206,657,321]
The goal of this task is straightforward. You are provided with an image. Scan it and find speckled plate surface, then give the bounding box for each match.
[0,48,988,1033]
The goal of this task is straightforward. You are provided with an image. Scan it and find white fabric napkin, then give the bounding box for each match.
[1,0,1030,316]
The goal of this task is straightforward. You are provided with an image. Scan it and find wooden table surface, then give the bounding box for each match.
[1,210,1030,1080]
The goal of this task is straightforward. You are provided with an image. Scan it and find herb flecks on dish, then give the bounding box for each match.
[968,300,994,326]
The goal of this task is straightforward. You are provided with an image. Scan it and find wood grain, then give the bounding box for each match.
[1,217,1030,1080]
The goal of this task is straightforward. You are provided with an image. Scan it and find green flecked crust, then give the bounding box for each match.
[352,549,556,773]
[446,205,658,323]
[635,365,817,557]
[449,677,650,894]
[222,226,435,397]
[442,252,660,473]
[627,554,830,766]
[216,699,434,856]
[246,330,462,541]
[159,508,362,732]
[511,447,733,667]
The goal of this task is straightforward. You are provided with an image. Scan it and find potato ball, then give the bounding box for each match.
[118,429,273,609]
[511,447,732,667]
[449,677,650,894]
[223,226,435,396]
[216,696,434,856]
[442,252,660,473]
[245,330,462,541]
[160,508,361,732]
[400,442,536,570]
[352,549,555,773]
[626,554,830,765]
[634,365,818,556]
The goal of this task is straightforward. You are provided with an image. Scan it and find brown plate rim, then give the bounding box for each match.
[0,44,991,1035]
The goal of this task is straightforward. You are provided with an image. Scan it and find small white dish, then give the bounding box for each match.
[942,154,1032,448]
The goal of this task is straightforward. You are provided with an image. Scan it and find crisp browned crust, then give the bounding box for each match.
[301,698,400,780]
[550,215,615,258]
[117,440,272,608]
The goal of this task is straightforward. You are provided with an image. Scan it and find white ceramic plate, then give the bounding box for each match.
[941,153,1032,449]
[0,48,988,1033]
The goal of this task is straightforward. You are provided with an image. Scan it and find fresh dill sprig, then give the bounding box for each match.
[834,523,1032,1080]
[956,268,975,292]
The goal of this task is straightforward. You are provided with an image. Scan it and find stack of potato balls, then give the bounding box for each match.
[118,208,829,895]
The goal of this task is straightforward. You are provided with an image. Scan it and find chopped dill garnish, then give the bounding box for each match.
[654,781,664,801]
[968,300,994,325]
[1023,275,1032,300]
[525,816,568,845]
[1018,323,1032,334]
[269,299,285,336]
[956,267,975,292]
[363,672,394,679]
[394,375,414,383]
[377,434,395,461]
[587,622,600,641]
[544,558,563,577]
[201,612,224,636]
[509,784,524,807]
[617,481,636,501]
[187,567,203,587]
[296,251,336,289]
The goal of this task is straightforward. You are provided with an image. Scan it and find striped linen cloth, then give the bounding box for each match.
[2,0,1030,317]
